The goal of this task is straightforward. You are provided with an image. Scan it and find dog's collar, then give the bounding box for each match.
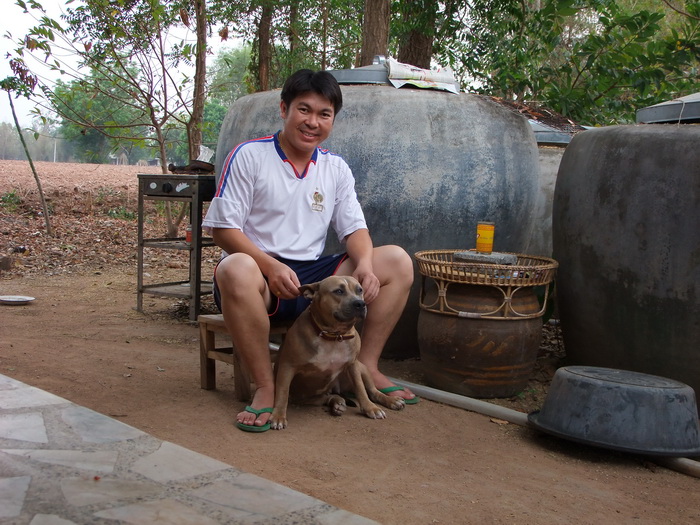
[309,314,356,341]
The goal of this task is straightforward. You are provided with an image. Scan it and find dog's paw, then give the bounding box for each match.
[362,404,387,419]
[375,393,406,411]
[327,395,347,416]
[269,414,288,430]
[386,397,406,411]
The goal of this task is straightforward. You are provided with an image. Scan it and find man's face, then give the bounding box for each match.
[279,91,335,158]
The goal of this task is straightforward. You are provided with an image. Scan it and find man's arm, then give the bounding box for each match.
[344,228,380,303]
[212,228,301,299]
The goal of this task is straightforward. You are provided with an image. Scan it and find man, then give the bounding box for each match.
[203,69,416,432]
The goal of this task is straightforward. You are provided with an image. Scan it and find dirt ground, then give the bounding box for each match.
[2,160,699,524]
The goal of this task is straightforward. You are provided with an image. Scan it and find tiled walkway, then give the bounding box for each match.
[0,374,378,524]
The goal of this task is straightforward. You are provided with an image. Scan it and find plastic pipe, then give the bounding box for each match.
[651,457,700,478]
[389,377,700,479]
[388,378,528,426]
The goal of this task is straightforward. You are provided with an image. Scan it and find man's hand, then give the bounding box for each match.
[353,263,380,303]
[344,229,380,303]
[212,228,301,300]
[265,260,301,300]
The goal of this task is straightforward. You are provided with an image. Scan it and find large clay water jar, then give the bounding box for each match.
[217,85,541,357]
[415,250,558,397]
[552,125,700,394]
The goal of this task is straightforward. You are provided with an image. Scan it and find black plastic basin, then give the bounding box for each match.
[528,366,700,456]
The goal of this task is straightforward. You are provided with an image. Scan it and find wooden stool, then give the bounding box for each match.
[198,314,290,401]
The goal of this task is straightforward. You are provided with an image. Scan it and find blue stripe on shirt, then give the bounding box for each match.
[215,135,276,196]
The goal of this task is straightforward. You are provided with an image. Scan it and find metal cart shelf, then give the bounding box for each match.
[137,174,216,321]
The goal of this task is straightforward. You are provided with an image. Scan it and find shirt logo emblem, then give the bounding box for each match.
[311,191,324,212]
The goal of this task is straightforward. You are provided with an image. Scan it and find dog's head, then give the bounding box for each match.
[300,276,366,326]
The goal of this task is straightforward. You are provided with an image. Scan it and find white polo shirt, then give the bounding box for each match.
[202,132,367,261]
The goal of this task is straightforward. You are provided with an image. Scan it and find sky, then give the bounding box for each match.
[1,1,70,126]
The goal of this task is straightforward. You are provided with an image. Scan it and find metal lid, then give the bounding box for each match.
[529,119,576,145]
[328,56,459,91]
[328,63,389,85]
[636,92,700,124]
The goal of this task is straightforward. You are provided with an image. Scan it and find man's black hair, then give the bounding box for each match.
[281,69,343,115]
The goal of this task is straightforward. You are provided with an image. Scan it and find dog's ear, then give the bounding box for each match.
[299,281,321,300]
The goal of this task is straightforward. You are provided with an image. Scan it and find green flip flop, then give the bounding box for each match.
[379,386,420,405]
[236,406,273,432]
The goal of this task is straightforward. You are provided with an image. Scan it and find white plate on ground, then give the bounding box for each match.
[0,295,36,305]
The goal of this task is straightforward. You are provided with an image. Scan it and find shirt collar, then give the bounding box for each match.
[273,131,318,179]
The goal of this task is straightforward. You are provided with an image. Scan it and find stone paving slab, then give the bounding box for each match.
[0,374,379,524]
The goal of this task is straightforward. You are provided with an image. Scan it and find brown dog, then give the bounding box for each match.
[269,276,405,430]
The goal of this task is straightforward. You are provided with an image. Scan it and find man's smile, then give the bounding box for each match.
[299,128,319,139]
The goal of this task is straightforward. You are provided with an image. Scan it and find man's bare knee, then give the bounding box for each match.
[389,245,413,278]
[218,254,265,292]
[375,245,413,286]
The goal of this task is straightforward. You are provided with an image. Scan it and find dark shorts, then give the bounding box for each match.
[213,253,349,322]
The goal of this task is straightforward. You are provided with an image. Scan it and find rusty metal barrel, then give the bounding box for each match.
[415,250,558,398]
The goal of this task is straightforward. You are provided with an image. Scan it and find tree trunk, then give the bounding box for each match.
[288,1,299,72]
[320,0,329,70]
[7,92,53,237]
[359,0,390,66]
[397,29,433,68]
[188,0,207,161]
[257,1,273,91]
[397,1,436,69]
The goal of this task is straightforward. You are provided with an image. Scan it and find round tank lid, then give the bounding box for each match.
[529,120,575,145]
[328,63,389,85]
[636,92,700,124]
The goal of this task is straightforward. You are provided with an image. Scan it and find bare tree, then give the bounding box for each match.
[9,0,211,235]
[185,0,208,162]
[1,64,52,236]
